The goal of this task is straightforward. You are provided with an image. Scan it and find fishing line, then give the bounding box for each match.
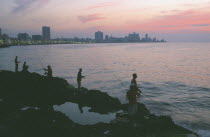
[103,67,158,104]
[137,87,157,103]
[64,63,100,87]
[38,57,44,70]
[85,71,100,77]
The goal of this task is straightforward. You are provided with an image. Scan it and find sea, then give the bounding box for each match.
[0,43,210,137]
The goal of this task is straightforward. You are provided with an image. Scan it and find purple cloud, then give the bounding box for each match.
[159,24,210,28]
[192,24,210,27]
[11,0,51,13]
[160,25,183,28]
[78,14,105,23]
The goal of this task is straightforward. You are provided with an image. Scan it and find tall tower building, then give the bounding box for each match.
[145,34,148,41]
[0,28,2,36]
[95,31,103,42]
[42,26,51,41]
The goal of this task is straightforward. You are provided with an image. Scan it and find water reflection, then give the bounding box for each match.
[54,102,116,125]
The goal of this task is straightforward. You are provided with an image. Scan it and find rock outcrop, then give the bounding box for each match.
[0,70,198,137]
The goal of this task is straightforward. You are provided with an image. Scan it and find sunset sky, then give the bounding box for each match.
[0,0,210,42]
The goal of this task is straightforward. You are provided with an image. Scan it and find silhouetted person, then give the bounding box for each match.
[22,62,29,73]
[126,73,142,116]
[131,73,141,96]
[44,65,52,78]
[127,85,139,116]
[77,68,85,89]
[15,56,20,72]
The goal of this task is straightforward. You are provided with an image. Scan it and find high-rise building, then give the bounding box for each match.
[105,35,109,41]
[32,35,42,41]
[0,28,2,36]
[128,32,140,42]
[95,31,103,42]
[18,33,30,41]
[145,34,148,41]
[42,26,51,41]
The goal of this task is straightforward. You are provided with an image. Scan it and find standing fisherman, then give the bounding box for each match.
[15,56,20,72]
[131,73,141,96]
[127,73,141,116]
[44,65,52,78]
[77,68,85,89]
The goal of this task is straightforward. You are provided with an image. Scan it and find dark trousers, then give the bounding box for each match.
[77,80,81,89]
[15,64,18,72]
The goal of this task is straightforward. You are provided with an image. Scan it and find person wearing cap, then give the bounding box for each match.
[44,65,52,78]
[77,68,85,89]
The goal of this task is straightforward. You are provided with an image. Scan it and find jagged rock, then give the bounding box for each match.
[0,70,198,137]
[0,71,121,113]
[71,88,121,114]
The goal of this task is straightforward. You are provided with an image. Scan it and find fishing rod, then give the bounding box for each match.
[135,84,157,103]
[137,86,157,103]
[103,68,127,87]
[85,72,99,77]
[103,67,157,103]
[38,57,49,76]
[38,57,44,69]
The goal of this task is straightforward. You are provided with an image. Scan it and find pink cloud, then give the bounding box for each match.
[160,9,181,14]
[86,2,116,10]
[78,14,105,23]
[123,8,210,32]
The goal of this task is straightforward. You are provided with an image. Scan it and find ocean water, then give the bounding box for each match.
[0,43,210,137]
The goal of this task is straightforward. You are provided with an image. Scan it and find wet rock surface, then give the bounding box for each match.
[0,71,198,137]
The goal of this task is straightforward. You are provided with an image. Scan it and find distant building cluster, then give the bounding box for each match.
[96,31,166,43]
[0,28,10,44]
[18,33,31,41]
[0,27,166,47]
[32,35,42,41]
[0,26,51,43]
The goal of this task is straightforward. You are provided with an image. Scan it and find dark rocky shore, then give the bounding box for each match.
[0,44,10,48]
[0,70,198,137]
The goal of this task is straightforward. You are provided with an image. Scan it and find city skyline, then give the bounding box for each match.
[1,25,166,43]
[0,25,166,43]
[0,25,166,41]
[0,0,210,42]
